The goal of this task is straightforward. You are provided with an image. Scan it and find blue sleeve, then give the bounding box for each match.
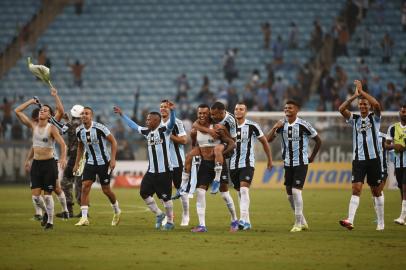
[121,114,142,133]
[166,110,176,133]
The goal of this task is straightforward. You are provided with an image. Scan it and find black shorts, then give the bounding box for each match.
[82,163,111,185]
[172,166,183,189]
[140,172,173,201]
[395,167,406,189]
[352,158,382,187]
[197,160,215,187]
[30,158,58,193]
[230,167,255,190]
[284,165,308,189]
[220,161,230,184]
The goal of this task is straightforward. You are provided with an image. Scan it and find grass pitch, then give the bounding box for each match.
[0,186,405,270]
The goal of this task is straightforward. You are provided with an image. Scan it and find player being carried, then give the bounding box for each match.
[187,104,236,232]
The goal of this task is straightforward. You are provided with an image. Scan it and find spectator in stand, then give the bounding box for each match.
[67,59,86,88]
[261,22,271,49]
[256,82,270,111]
[11,120,23,140]
[335,65,348,93]
[242,84,255,110]
[249,69,261,90]
[320,33,334,67]
[288,22,299,49]
[272,35,285,65]
[272,76,288,109]
[402,1,406,32]
[374,0,386,25]
[112,119,126,140]
[227,87,239,112]
[0,97,16,133]
[74,0,84,15]
[175,73,190,102]
[337,25,350,57]
[399,51,406,75]
[117,140,135,161]
[357,58,370,80]
[369,75,384,100]
[297,63,313,97]
[195,76,214,105]
[37,47,51,69]
[343,0,359,34]
[318,69,335,109]
[310,20,323,55]
[383,82,397,111]
[358,26,371,56]
[265,63,275,87]
[222,48,239,84]
[380,33,394,64]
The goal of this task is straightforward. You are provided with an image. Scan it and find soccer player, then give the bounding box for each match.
[190,104,236,232]
[23,90,70,222]
[181,101,237,195]
[267,100,321,232]
[231,102,273,230]
[385,104,406,225]
[15,98,67,230]
[192,102,239,228]
[73,107,121,226]
[338,80,385,231]
[159,100,190,226]
[114,102,176,230]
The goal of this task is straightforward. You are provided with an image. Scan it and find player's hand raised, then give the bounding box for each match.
[50,88,58,97]
[113,106,123,116]
[166,101,176,110]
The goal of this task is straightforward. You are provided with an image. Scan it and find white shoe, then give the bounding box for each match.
[180,215,189,226]
[394,218,405,225]
[301,223,309,231]
[376,224,384,231]
[75,217,89,226]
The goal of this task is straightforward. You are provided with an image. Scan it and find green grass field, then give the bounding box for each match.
[0,186,405,270]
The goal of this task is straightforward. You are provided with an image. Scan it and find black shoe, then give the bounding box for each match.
[41,213,48,227]
[56,211,70,220]
[44,223,53,230]
[32,214,42,221]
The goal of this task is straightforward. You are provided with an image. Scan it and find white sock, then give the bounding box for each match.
[400,200,406,220]
[374,196,384,226]
[181,172,190,190]
[288,194,307,225]
[180,194,189,218]
[57,191,68,212]
[111,200,121,214]
[214,162,222,182]
[348,195,360,224]
[43,195,54,224]
[239,187,250,223]
[221,191,237,221]
[292,188,303,226]
[32,195,45,215]
[196,188,206,227]
[163,200,174,223]
[144,196,163,216]
[81,205,89,219]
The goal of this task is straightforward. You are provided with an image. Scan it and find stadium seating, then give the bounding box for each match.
[2,0,350,120]
[336,1,405,93]
[0,0,41,51]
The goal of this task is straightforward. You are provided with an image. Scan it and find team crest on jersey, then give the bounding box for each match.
[357,120,372,132]
[148,134,163,146]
